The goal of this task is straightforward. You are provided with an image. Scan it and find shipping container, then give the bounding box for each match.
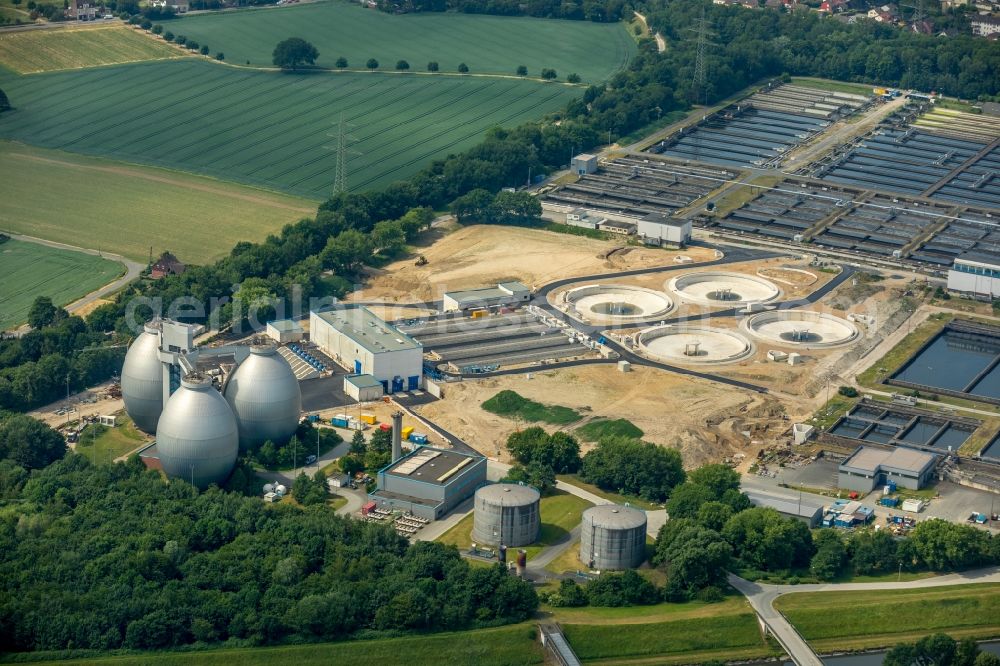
[471,310,487,319]
[331,417,350,428]
[402,426,414,439]
[361,413,377,425]
[410,433,428,445]
[379,423,391,431]
[361,501,377,516]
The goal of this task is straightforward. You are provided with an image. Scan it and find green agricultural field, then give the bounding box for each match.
[0,59,580,198]
[0,238,124,330]
[0,24,184,74]
[170,1,633,82]
[25,624,543,665]
[0,141,317,263]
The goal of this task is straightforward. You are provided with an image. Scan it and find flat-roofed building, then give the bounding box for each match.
[310,305,422,393]
[441,282,531,312]
[370,446,487,520]
[571,153,598,175]
[948,253,1000,299]
[266,319,304,344]
[637,212,692,247]
[838,445,938,493]
[343,373,384,402]
[745,489,825,527]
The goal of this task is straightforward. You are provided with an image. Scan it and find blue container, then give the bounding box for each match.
[331,417,350,428]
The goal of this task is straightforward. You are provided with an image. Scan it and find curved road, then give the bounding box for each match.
[729,566,1000,666]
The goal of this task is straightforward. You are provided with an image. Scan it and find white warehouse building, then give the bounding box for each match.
[637,212,692,247]
[310,305,423,393]
[947,253,1000,299]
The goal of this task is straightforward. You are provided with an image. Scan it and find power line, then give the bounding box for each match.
[687,9,716,107]
[325,113,361,196]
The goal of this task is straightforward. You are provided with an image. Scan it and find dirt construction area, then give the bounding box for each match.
[414,364,788,469]
[346,224,718,303]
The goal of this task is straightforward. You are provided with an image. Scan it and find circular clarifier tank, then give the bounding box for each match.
[742,311,859,348]
[637,325,754,364]
[668,271,781,307]
[565,284,674,321]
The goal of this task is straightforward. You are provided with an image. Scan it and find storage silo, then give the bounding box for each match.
[223,343,301,452]
[155,373,238,489]
[121,322,163,433]
[580,504,647,570]
[471,483,540,547]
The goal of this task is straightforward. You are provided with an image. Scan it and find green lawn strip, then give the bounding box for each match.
[563,612,771,661]
[11,624,543,665]
[170,2,633,82]
[575,418,643,442]
[0,238,124,330]
[556,474,661,511]
[775,583,1000,645]
[0,61,578,199]
[790,77,877,95]
[74,416,150,465]
[481,390,582,425]
[616,109,687,146]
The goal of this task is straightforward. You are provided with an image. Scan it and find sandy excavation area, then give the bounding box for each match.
[346,224,718,304]
[415,364,788,469]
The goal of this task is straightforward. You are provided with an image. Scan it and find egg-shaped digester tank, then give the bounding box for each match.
[223,344,302,452]
[471,483,541,547]
[580,504,647,570]
[121,322,163,433]
[156,373,238,489]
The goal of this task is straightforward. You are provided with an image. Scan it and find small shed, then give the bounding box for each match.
[345,373,385,402]
[266,319,304,344]
[571,153,598,175]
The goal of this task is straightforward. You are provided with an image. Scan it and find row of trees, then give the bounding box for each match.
[885,634,1000,666]
[376,0,626,23]
[653,464,1000,600]
[501,426,686,503]
[0,454,538,652]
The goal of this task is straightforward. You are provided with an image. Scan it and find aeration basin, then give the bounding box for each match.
[668,271,781,307]
[565,284,674,321]
[742,311,859,347]
[637,325,754,364]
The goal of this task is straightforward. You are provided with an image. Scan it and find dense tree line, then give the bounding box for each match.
[641,0,1000,101]
[581,436,686,503]
[885,634,1000,666]
[654,464,1000,599]
[376,0,625,22]
[0,455,537,653]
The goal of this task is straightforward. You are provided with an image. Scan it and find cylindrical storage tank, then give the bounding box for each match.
[580,504,647,570]
[223,344,302,452]
[121,322,163,433]
[156,374,238,489]
[471,483,540,547]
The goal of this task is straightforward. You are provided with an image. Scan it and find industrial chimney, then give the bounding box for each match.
[391,410,403,462]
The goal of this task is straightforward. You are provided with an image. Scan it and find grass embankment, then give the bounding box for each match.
[775,583,1000,653]
[790,77,877,96]
[0,142,317,264]
[170,1,633,83]
[711,174,783,217]
[481,390,581,425]
[575,418,643,442]
[562,605,777,665]
[856,312,952,387]
[556,474,661,510]
[75,416,149,465]
[17,624,543,665]
[0,237,124,330]
[436,490,592,559]
[617,109,688,147]
[0,24,184,74]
